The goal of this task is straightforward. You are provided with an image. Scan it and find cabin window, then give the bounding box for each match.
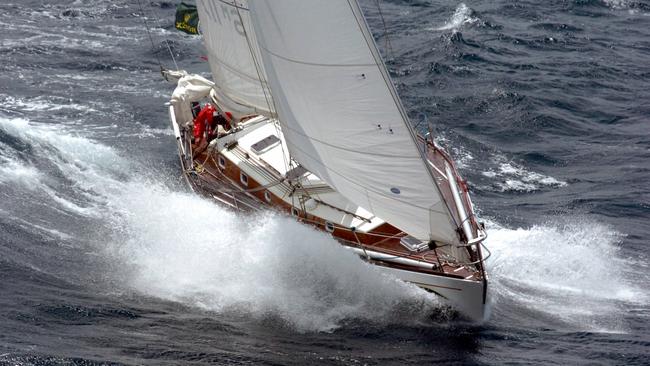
[240,172,248,187]
[264,191,272,203]
[325,222,335,233]
[218,155,226,169]
[291,207,299,216]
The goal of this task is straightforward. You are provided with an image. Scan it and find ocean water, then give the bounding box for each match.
[0,0,649,365]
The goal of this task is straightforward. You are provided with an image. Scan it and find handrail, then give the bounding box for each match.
[467,228,487,245]
[456,241,491,266]
[168,104,186,157]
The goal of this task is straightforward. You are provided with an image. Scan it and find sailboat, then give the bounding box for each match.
[165,0,489,321]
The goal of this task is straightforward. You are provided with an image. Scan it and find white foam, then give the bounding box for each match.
[500,179,537,192]
[451,146,474,169]
[106,186,444,331]
[0,95,98,114]
[10,216,74,241]
[434,133,565,192]
[434,3,479,32]
[1,116,445,331]
[482,159,567,192]
[485,218,647,332]
[4,116,644,332]
[0,117,127,212]
[604,0,631,9]
[0,158,41,186]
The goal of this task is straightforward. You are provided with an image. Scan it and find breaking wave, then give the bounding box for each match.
[0,116,444,332]
[1,116,643,333]
[0,157,40,186]
[485,218,647,333]
[480,157,567,192]
[437,134,566,193]
[0,95,99,114]
[434,3,480,32]
[109,189,444,332]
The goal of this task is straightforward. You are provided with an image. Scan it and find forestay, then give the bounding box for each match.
[197,0,273,118]
[248,0,461,244]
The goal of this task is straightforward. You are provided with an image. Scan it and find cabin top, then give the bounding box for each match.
[214,117,386,233]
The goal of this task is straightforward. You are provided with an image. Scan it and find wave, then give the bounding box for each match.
[0,156,41,186]
[0,95,99,114]
[1,116,643,333]
[107,189,446,332]
[481,158,567,192]
[434,3,481,32]
[0,116,445,332]
[435,134,566,192]
[485,218,647,333]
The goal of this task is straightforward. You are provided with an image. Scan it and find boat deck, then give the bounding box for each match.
[180,117,485,282]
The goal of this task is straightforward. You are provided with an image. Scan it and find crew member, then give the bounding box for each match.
[192,104,235,157]
[192,103,215,156]
[193,103,215,145]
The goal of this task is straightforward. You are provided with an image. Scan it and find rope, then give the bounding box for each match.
[352,227,370,261]
[193,151,477,244]
[232,5,293,174]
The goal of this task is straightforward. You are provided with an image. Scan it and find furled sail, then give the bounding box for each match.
[196,0,273,117]
[248,0,461,244]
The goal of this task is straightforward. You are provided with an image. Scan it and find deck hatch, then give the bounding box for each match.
[400,235,429,252]
[251,135,280,155]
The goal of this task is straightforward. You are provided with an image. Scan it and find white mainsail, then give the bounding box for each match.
[196,0,272,117]
[248,0,461,244]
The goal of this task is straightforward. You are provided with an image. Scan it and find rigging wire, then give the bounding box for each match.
[413,112,428,132]
[136,0,179,71]
[233,3,292,175]
[235,3,293,178]
[184,144,488,270]
[192,162,490,268]
[375,0,394,60]
[148,3,180,71]
[233,4,274,117]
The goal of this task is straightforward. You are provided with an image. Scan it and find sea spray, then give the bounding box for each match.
[0,116,446,332]
[485,218,644,332]
[107,188,446,331]
[1,116,644,333]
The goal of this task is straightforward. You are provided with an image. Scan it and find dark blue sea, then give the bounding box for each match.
[1,0,648,364]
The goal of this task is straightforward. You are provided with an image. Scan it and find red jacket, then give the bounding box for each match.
[193,104,216,140]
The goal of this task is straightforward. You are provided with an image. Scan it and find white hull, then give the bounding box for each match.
[347,247,488,321]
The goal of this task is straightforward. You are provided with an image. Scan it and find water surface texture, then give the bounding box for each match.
[1,0,649,365]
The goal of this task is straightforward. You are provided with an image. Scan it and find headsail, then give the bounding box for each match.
[196,0,273,117]
[248,0,461,244]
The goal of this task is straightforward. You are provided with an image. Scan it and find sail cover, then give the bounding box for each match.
[249,0,460,244]
[196,0,273,117]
